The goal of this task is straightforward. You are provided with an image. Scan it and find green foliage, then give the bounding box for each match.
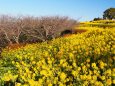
[93,17,102,21]
[103,8,115,20]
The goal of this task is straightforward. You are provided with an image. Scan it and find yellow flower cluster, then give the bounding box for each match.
[0,28,115,86]
[80,19,115,28]
[78,20,115,33]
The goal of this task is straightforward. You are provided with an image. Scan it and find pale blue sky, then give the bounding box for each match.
[0,0,115,21]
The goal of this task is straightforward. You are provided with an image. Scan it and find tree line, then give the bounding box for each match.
[0,15,77,49]
[93,8,115,21]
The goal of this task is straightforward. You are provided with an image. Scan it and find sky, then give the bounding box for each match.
[0,0,115,21]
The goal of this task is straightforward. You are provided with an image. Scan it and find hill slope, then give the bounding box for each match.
[0,29,115,85]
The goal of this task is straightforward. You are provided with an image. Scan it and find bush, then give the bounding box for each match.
[93,17,102,21]
[0,29,114,85]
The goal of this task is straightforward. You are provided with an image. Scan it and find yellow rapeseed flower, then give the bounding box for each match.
[48,83,52,86]
[101,76,105,80]
[78,67,81,71]
[95,81,100,86]
[87,75,92,80]
[59,83,65,86]
[72,62,76,67]
[60,72,67,81]
[40,70,47,76]
[2,76,10,81]
[86,58,90,63]
[92,75,97,81]
[99,61,105,69]
[80,75,86,80]
[15,83,21,86]
[69,53,74,58]
[113,80,115,84]
[106,69,111,75]
[72,70,78,77]
[92,63,96,68]
[107,79,112,85]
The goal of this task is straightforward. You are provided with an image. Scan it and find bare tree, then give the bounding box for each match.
[0,15,78,45]
[21,16,46,42]
[0,15,24,44]
[22,16,77,42]
[0,15,13,44]
[12,16,25,44]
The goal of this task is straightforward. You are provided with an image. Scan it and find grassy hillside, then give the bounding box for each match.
[0,27,115,85]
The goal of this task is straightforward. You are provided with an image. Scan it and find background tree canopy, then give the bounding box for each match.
[103,8,115,20]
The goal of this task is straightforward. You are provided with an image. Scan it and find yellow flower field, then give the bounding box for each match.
[0,27,114,86]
